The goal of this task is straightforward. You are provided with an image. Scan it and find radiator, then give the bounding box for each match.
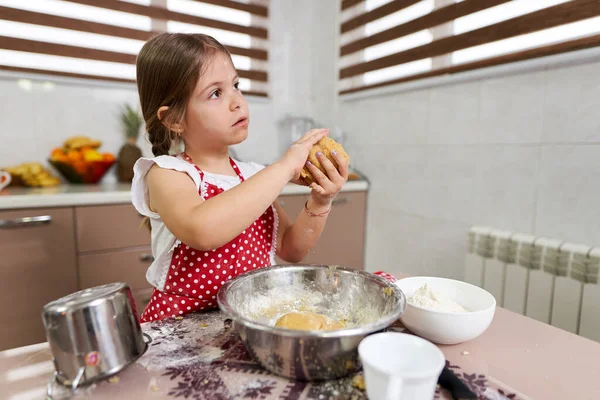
[464,227,600,342]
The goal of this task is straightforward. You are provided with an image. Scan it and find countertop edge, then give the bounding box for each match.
[0,181,369,210]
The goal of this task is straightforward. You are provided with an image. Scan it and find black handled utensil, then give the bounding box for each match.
[438,365,478,400]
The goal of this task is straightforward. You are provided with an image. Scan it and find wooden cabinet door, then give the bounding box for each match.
[76,204,150,252]
[0,207,77,350]
[275,192,366,270]
[78,247,154,291]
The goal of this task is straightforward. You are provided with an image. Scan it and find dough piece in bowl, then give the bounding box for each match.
[275,311,345,331]
[300,137,350,186]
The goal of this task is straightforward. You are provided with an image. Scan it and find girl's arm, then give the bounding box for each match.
[275,151,349,263]
[147,129,328,251]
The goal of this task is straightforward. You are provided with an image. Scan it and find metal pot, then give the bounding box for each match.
[217,265,406,380]
[42,282,150,391]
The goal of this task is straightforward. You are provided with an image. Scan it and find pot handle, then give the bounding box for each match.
[143,332,153,345]
[71,366,85,390]
[45,365,85,399]
[46,371,58,400]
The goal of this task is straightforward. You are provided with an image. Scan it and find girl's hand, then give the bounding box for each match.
[277,129,329,181]
[305,150,349,208]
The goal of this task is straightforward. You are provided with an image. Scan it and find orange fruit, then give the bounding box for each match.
[103,153,115,162]
[67,149,83,162]
[72,160,88,175]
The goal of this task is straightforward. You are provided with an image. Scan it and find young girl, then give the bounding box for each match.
[131,32,351,322]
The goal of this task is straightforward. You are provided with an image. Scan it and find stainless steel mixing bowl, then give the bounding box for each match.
[217,264,406,380]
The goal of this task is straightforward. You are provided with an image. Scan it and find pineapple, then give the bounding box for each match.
[120,103,143,143]
[117,104,144,182]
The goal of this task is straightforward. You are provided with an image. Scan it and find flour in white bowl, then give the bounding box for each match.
[408,283,468,313]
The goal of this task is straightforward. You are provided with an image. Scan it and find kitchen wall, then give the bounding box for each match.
[0,0,338,174]
[339,59,600,279]
[0,80,142,174]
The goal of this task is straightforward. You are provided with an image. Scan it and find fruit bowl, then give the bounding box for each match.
[49,159,115,184]
[49,136,116,184]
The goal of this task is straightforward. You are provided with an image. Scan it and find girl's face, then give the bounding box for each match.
[183,51,249,150]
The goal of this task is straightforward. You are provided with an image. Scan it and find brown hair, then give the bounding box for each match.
[136,32,232,156]
[136,33,231,231]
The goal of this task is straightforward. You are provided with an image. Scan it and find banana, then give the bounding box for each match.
[63,136,102,150]
[3,162,60,187]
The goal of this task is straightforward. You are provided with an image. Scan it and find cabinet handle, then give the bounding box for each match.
[332,197,349,206]
[139,253,154,262]
[278,200,285,207]
[0,215,52,229]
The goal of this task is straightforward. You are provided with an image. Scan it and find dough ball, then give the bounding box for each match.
[275,311,345,331]
[300,137,350,186]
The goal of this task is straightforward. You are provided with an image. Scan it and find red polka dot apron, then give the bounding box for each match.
[374,271,396,283]
[140,154,276,322]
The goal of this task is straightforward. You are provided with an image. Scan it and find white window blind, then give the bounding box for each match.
[339,0,600,95]
[0,0,270,97]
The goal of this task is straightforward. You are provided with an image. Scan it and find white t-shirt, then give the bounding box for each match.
[131,154,268,291]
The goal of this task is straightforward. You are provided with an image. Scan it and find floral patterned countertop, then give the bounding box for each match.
[5,306,599,400]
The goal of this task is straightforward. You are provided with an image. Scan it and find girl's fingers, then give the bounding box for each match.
[316,152,342,183]
[331,151,349,180]
[305,160,334,190]
[299,129,328,144]
[309,182,326,195]
[305,130,328,146]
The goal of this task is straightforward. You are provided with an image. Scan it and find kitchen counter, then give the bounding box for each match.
[0,180,369,210]
[2,305,599,400]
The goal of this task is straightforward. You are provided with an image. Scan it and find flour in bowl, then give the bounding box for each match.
[408,284,468,313]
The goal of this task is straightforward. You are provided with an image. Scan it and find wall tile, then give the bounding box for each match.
[0,80,36,142]
[341,89,430,146]
[346,143,390,180]
[422,146,478,223]
[479,71,546,144]
[365,145,428,216]
[474,145,539,233]
[542,61,600,144]
[421,218,470,280]
[535,145,600,245]
[427,81,480,145]
[365,207,425,277]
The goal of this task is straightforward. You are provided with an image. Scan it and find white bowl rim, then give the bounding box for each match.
[395,276,496,316]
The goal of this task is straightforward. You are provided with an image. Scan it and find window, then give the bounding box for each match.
[339,0,600,95]
[0,0,269,97]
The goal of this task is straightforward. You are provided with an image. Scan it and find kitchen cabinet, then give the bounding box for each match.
[75,204,154,313]
[0,208,77,350]
[78,247,154,291]
[275,192,366,270]
[1,189,367,349]
[75,204,151,252]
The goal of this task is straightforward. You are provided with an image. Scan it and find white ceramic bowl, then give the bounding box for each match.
[395,277,496,345]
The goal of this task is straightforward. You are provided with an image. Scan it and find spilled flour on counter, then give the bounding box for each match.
[409,284,468,313]
[136,312,229,371]
[197,346,224,362]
